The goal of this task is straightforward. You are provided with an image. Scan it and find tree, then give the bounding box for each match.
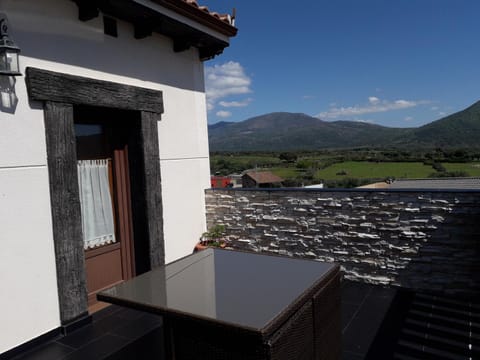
[279,152,298,163]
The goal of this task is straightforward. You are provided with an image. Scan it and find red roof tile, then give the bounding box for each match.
[182,0,235,27]
[154,0,237,37]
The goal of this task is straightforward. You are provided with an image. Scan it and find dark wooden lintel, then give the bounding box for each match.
[26,67,164,114]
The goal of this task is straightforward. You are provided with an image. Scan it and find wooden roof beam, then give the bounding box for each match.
[74,0,100,21]
[173,38,191,53]
[134,22,153,39]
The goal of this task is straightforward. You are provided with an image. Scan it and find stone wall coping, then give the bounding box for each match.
[208,188,480,194]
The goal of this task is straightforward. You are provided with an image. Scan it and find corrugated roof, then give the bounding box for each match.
[388,177,480,190]
[244,171,284,184]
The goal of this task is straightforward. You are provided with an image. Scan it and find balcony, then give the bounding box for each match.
[8,187,479,360]
[8,280,478,359]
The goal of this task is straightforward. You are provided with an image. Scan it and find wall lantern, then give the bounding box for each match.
[0,14,21,76]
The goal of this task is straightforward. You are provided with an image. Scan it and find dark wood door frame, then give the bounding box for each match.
[26,67,165,326]
[113,145,136,280]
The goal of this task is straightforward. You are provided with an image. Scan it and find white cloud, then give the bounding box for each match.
[317,97,431,119]
[404,116,414,122]
[219,98,252,108]
[216,110,232,118]
[354,119,375,124]
[205,61,252,112]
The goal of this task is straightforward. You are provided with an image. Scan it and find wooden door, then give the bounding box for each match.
[74,109,135,311]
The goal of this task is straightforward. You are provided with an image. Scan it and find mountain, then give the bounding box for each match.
[208,101,480,151]
[393,100,480,148]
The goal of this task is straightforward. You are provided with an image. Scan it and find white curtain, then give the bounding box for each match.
[77,159,116,250]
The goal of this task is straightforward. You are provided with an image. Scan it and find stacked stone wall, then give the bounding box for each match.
[205,189,480,297]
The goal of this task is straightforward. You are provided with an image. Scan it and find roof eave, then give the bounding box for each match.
[151,0,238,37]
[71,0,236,60]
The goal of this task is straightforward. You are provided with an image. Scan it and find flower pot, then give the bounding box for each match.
[193,240,226,253]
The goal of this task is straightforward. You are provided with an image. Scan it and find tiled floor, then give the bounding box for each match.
[10,306,164,360]
[6,281,396,360]
[341,281,396,360]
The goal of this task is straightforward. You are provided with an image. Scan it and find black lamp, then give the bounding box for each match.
[0,14,21,76]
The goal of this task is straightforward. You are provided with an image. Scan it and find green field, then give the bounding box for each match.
[315,161,434,180]
[211,152,480,184]
[269,167,301,178]
[210,154,283,175]
[443,162,480,176]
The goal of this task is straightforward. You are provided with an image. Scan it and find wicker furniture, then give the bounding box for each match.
[98,249,341,360]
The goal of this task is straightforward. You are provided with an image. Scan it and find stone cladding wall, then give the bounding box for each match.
[205,189,480,297]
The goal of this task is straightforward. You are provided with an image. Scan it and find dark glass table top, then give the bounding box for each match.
[98,249,336,331]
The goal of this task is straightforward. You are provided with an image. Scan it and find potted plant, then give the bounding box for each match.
[194,224,227,252]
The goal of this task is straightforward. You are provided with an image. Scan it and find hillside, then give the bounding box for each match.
[208,100,480,151]
[393,101,480,147]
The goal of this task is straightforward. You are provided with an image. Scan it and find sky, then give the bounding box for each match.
[201,0,480,128]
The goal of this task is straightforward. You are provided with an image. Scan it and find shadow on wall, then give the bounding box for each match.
[205,189,480,298]
[0,76,18,114]
[16,31,202,93]
[6,0,204,93]
[395,196,480,298]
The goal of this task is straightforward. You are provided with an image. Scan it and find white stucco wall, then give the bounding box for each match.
[0,0,212,352]
[0,167,60,354]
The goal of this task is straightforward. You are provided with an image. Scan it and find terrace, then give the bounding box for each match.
[7,282,478,360]
[5,187,478,360]
[4,281,390,360]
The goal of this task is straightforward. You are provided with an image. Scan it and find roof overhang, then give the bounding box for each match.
[71,0,237,60]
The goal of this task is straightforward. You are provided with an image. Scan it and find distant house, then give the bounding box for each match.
[229,173,244,188]
[304,183,324,189]
[242,171,284,188]
[211,176,232,188]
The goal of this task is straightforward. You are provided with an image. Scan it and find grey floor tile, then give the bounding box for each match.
[61,334,129,360]
[11,342,74,360]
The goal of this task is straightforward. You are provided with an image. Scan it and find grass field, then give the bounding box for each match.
[315,161,434,180]
[442,162,480,176]
[269,167,301,178]
[270,161,437,181]
[211,153,480,183]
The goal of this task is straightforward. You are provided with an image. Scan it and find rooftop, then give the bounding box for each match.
[151,0,237,35]
[181,0,235,26]
[388,177,480,190]
[359,177,480,190]
[244,171,284,184]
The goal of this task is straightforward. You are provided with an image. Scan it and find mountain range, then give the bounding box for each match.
[208,100,480,151]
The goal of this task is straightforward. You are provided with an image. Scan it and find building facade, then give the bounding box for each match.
[0,0,236,354]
